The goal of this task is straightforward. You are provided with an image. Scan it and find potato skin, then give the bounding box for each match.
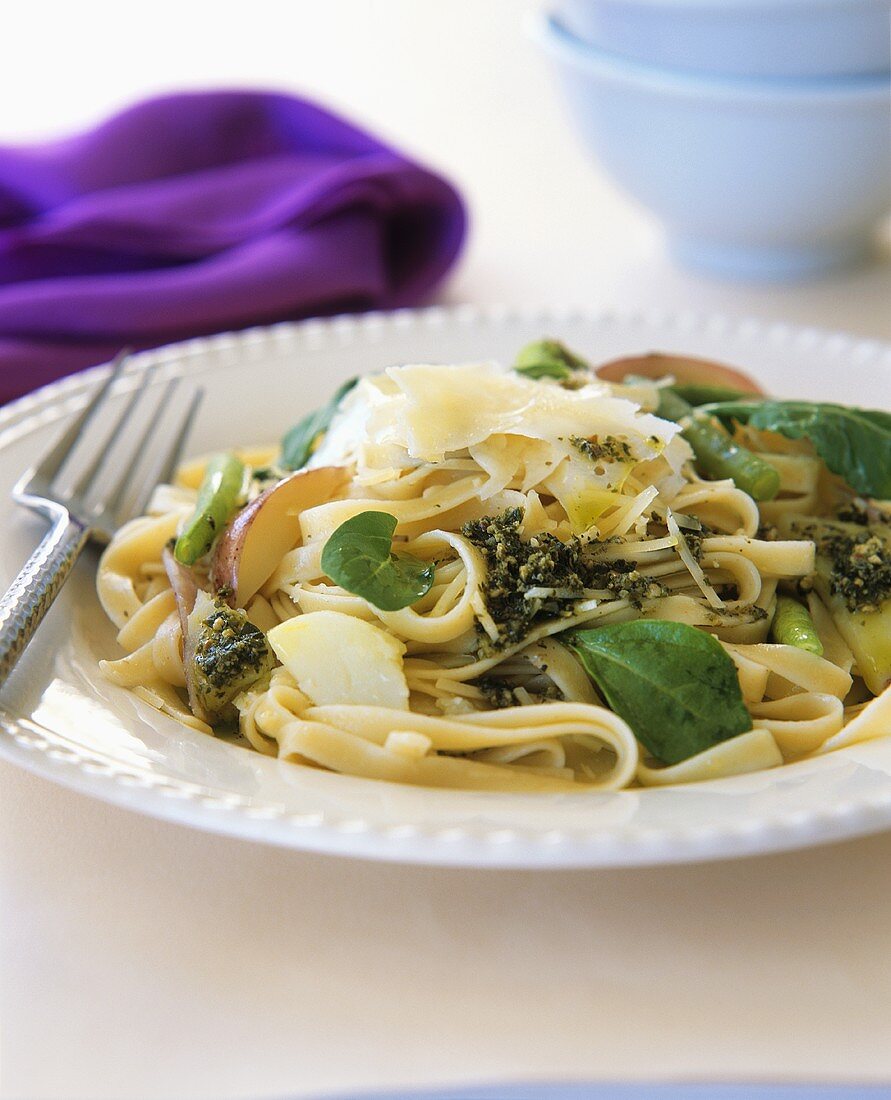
[596,352,765,395]
[210,466,348,607]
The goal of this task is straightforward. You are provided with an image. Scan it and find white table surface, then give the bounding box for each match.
[1,3,890,1098]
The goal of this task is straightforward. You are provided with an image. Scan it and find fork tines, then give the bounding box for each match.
[15,349,203,543]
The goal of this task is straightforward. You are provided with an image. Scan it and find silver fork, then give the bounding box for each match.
[0,351,203,688]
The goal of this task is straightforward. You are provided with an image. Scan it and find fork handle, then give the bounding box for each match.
[0,509,91,688]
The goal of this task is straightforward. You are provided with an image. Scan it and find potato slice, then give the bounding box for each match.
[267,611,410,710]
[813,577,891,697]
[211,466,348,607]
[596,352,765,395]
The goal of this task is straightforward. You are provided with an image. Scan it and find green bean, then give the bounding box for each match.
[514,339,589,381]
[174,453,246,565]
[656,388,696,423]
[668,382,749,407]
[657,390,780,502]
[770,595,824,656]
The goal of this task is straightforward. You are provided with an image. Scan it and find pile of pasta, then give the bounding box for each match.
[97,360,890,792]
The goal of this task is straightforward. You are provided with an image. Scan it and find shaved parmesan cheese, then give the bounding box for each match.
[666,510,724,611]
[611,485,660,537]
[468,435,521,500]
[544,458,624,534]
[519,491,558,537]
[311,361,682,469]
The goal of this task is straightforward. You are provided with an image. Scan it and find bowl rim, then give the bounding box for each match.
[532,9,891,103]
[557,0,890,11]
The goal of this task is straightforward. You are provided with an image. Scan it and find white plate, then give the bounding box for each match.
[1,306,889,868]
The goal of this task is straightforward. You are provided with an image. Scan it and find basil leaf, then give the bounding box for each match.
[565,620,751,765]
[517,361,572,381]
[704,399,891,498]
[515,339,590,381]
[321,511,435,611]
[281,377,358,470]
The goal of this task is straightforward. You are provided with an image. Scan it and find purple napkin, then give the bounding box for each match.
[0,90,467,403]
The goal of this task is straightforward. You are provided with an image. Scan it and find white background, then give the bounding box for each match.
[1,2,891,1098]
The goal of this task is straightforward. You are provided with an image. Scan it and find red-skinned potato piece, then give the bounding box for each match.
[162,546,209,722]
[211,466,349,608]
[595,352,765,395]
[162,546,199,633]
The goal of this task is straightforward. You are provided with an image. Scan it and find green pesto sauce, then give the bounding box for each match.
[475,676,563,709]
[461,508,666,653]
[569,434,633,465]
[819,529,891,613]
[192,599,274,714]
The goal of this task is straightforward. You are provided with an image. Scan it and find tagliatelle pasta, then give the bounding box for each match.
[97,345,891,792]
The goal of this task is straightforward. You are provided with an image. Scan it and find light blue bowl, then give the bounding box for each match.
[533,11,891,280]
[555,0,891,78]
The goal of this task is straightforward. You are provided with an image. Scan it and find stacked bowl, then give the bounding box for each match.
[532,0,891,279]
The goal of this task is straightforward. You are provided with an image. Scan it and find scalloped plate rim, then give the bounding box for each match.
[0,304,889,869]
